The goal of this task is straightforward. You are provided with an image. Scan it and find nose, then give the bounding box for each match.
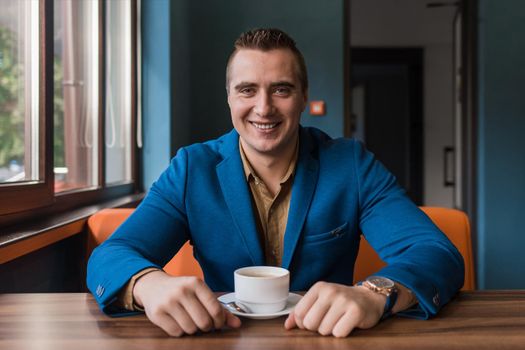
[253,91,275,117]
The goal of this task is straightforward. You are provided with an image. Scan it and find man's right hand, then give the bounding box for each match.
[132,270,241,336]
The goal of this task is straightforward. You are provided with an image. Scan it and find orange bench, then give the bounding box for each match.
[87,206,475,290]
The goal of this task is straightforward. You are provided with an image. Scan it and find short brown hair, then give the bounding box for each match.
[225,28,308,94]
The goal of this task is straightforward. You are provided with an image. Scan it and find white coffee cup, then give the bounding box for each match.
[234,266,290,314]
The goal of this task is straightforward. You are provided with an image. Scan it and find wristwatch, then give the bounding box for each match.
[358,276,398,320]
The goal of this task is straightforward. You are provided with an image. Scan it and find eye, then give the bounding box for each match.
[274,87,291,96]
[239,87,256,96]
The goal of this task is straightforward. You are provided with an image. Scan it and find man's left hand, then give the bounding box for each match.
[284,281,387,337]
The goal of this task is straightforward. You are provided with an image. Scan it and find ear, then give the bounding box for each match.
[226,87,232,108]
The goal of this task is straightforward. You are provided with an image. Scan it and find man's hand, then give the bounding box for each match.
[284,281,386,338]
[133,270,241,337]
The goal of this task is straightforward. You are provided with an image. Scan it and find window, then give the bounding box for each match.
[0,0,40,184]
[0,0,140,220]
[105,0,132,185]
[0,0,53,215]
[54,0,99,192]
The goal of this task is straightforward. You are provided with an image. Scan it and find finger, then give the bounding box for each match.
[194,281,226,329]
[166,303,199,335]
[224,308,242,328]
[148,310,184,337]
[292,290,320,329]
[301,297,332,332]
[181,295,215,332]
[317,305,346,336]
[332,311,358,338]
[284,312,297,330]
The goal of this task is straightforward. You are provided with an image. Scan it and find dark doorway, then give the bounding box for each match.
[350,48,423,204]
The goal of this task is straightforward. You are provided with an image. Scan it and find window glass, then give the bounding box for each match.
[0,0,39,184]
[105,0,132,185]
[53,0,99,192]
[0,0,138,219]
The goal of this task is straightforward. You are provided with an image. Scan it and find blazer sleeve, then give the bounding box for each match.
[353,140,464,319]
[86,148,192,315]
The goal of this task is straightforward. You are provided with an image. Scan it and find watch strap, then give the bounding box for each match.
[381,287,398,320]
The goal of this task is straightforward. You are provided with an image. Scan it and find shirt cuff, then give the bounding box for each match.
[115,267,161,311]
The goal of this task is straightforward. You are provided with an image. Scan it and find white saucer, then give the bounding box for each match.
[218,292,302,320]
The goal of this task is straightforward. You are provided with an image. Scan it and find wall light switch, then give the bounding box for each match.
[309,101,326,116]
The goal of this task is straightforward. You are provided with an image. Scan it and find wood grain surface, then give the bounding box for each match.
[0,291,524,350]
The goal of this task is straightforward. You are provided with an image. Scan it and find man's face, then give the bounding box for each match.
[227,48,307,158]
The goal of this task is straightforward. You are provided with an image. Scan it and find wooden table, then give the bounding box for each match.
[0,291,524,350]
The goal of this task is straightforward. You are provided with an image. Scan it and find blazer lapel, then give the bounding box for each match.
[282,128,319,269]
[216,130,265,266]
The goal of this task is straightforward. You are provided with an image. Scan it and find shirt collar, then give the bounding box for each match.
[239,138,299,185]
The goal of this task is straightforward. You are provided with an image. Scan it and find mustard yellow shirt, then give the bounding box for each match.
[238,140,298,266]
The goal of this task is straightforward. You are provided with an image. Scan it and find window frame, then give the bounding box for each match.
[0,0,141,227]
[0,0,54,216]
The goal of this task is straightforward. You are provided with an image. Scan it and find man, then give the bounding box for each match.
[87,28,464,338]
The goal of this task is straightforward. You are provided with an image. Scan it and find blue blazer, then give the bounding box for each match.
[87,127,464,318]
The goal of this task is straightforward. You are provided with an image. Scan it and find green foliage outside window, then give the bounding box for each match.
[0,25,64,173]
[0,25,24,168]
[53,55,64,167]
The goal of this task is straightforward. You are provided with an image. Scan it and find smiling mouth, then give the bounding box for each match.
[250,122,280,130]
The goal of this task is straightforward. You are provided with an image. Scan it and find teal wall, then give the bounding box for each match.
[142,0,173,190]
[477,0,525,288]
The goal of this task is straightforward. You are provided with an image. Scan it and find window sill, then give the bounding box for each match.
[0,193,144,264]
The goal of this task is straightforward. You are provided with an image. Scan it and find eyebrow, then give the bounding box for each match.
[270,81,296,89]
[233,82,257,91]
[233,81,297,92]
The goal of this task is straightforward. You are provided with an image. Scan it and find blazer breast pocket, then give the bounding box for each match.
[302,222,349,245]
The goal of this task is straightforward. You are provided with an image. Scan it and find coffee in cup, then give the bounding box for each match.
[234,266,290,314]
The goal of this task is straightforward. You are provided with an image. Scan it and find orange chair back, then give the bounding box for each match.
[86,208,204,279]
[88,207,474,290]
[353,206,475,290]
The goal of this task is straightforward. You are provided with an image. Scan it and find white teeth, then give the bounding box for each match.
[252,122,277,130]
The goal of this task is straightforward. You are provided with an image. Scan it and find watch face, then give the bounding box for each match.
[367,276,395,289]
